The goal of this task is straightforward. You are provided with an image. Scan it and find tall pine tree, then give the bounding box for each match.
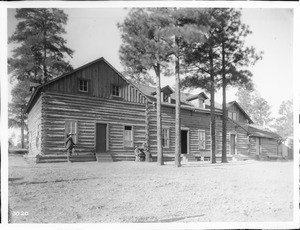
[118,8,173,165]
[214,8,262,163]
[236,88,273,127]
[8,8,74,147]
[181,8,222,164]
[9,8,74,84]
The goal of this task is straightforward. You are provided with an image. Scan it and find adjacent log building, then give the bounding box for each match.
[25,57,283,163]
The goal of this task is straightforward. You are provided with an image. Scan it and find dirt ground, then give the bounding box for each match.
[9,154,293,223]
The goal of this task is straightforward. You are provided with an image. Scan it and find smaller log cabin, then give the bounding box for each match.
[25,57,282,163]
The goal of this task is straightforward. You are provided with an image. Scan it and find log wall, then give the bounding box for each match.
[148,105,214,157]
[249,136,279,156]
[41,92,147,157]
[216,120,250,156]
[249,137,257,156]
[28,95,43,156]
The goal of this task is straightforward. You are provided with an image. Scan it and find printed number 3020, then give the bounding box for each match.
[12,211,29,216]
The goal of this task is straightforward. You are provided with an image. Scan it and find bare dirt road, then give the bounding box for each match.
[9,154,293,223]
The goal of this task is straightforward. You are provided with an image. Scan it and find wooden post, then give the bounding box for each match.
[145,102,151,162]
[67,149,70,162]
[174,37,181,167]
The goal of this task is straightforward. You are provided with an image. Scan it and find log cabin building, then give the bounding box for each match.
[25,57,283,163]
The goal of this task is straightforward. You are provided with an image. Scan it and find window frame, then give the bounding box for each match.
[198,129,206,150]
[123,125,134,148]
[112,85,121,97]
[162,93,170,103]
[232,112,238,121]
[78,79,89,93]
[228,111,238,121]
[162,127,170,148]
[65,120,78,145]
[198,99,204,109]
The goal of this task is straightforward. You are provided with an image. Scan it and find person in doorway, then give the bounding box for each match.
[66,133,75,162]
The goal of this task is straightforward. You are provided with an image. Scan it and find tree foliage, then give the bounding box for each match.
[8,8,74,147]
[119,8,208,166]
[236,88,273,127]
[8,80,31,148]
[216,8,262,163]
[273,100,293,138]
[181,9,227,163]
[181,8,262,163]
[118,8,174,165]
[8,8,74,84]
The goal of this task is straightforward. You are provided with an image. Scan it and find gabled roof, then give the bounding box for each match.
[248,125,282,140]
[134,83,197,106]
[227,119,282,140]
[25,57,150,114]
[227,101,253,124]
[151,85,174,95]
[186,92,209,101]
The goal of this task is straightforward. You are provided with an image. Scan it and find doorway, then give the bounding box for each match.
[255,137,261,156]
[230,134,236,155]
[181,130,188,154]
[95,123,107,153]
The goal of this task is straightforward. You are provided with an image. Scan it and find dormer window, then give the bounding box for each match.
[112,85,120,97]
[151,85,174,104]
[163,93,170,103]
[198,99,205,109]
[79,80,88,92]
[186,92,208,109]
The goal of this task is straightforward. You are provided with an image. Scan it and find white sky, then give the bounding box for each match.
[7,7,293,118]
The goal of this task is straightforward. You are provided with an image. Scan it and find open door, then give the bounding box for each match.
[181,130,188,154]
[230,134,236,155]
[96,123,107,153]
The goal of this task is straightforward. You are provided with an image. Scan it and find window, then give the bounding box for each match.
[198,99,204,109]
[232,112,237,120]
[112,85,120,97]
[124,125,133,147]
[162,128,170,148]
[65,120,78,144]
[162,93,170,103]
[79,80,88,92]
[228,111,238,121]
[198,129,206,150]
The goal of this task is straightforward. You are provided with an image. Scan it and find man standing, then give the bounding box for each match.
[66,133,75,162]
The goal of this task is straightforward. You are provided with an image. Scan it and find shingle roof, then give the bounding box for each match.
[228,119,282,140]
[133,83,196,106]
[248,125,282,140]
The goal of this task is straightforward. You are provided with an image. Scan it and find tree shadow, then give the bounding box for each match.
[181,162,252,168]
[145,214,205,223]
[9,177,98,186]
[8,177,24,182]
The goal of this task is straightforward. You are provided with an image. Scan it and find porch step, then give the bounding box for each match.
[259,154,284,161]
[96,152,113,162]
[232,154,256,161]
[35,154,96,163]
[182,154,198,163]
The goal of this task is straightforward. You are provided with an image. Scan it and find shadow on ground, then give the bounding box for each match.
[9,177,98,186]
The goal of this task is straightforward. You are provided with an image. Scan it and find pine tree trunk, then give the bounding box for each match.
[43,20,48,83]
[174,45,181,167]
[221,40,228,163]
[145,102,151,162]
[21,109,25,149]
[209,47,216,164]
[155,64,163,165]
